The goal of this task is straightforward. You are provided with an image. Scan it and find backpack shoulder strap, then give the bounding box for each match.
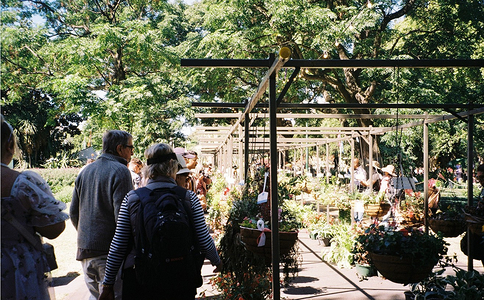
[133,187,153,205]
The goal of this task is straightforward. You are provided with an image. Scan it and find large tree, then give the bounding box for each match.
[1,0,195,165]
[180,0,484,166]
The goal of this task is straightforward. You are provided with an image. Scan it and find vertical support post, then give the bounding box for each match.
[244,113,250,184]
[467,113,474,271]
[350,137,355,193]
[326,143,330,184]
[369,127,373,191]
[228,135,234,183]
[239,124,243,184]
[424,115,429,235]
[316,145,320,177]
[269,53,280,300]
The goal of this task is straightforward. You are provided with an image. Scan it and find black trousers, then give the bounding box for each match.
[122,267,196,300]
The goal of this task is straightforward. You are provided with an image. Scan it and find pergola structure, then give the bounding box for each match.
[181,53,484,300]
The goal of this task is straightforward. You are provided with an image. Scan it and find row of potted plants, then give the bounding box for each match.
[204,166,483,299]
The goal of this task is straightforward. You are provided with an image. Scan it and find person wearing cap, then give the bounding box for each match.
[175,153,192,190]
[174,148,198,193]
[1,115,68,300]
[380,164,397,195]
[100,143,222,300]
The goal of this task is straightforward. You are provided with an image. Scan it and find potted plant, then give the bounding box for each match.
[429,205,466,238]
[355,224,448,284]
[214,170,300,299]
[351,225,377,280]
[464,201,484,236]
[238,167,301,262]
[321,223,356,269]
[360,191,391,219]
[407,265,484,300]
[406,268,448,300]
[400,190,425,228]
[308,216,335,246]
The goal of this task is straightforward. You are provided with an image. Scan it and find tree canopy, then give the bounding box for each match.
[1,0,483,167]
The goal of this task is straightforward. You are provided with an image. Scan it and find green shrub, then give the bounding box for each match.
[26,168,80,203]
[55,185,75,203]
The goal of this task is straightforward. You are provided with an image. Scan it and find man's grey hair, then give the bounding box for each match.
[143,143,178,180]
[102,130,132,155]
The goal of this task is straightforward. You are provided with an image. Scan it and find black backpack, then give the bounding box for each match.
[133,185,203,289]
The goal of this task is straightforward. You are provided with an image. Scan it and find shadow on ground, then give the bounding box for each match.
[53,272,80,287]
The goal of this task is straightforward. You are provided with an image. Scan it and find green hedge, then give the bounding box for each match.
[28,168,80,203]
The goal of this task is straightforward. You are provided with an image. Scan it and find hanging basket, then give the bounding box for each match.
[364,203,391,218]
[370,253,435,284]
[464,214,484,235]
[429,218,466,238]
[239,227,298,262]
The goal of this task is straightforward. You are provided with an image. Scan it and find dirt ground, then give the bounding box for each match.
[48,203,83,294]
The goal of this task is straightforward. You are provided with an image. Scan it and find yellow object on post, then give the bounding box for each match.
[279,47,291,59]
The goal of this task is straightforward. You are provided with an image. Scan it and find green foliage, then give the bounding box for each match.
[321,223,355,268]
[354,224,448,267]
[214,169,300,299]
[1,0,197,166]
[2,0,484,169]
[410,267,484,300]
[28,168,79,203]
[42,151,83,168]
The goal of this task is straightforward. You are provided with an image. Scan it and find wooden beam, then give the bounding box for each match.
[182,58,484,69]
[194,113,452,119]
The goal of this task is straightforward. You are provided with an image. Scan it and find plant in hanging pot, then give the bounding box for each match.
[214,170,300,299]
[464,200,484,236]
[400,190,425,228]
[355,224,448,284]
[357,190,391,219]
[238,167,302,263]
[429,204,466,238]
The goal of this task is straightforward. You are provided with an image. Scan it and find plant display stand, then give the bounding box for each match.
[429,219,466,237]
[239,227,298,263]
[370,253,435,284]
[365,203,391,219]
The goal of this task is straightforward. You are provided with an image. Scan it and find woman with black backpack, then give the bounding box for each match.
[100,143,222,300]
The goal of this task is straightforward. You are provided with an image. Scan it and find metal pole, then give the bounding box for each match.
[351,137,355,193]
[239,124,243,184]
[269,53,280,300]
[369,127,373,190]
[245,113,250,183]
[326,143,330,184]
[424,115,429,235]
[316,145,320,177]
[467,113,474,271]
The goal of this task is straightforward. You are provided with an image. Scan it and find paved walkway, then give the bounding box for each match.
[52,228,483,300]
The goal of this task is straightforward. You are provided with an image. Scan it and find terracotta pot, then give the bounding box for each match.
[365,203,391,218]
[370,253,435,284]
[239,227,298,262]
[429,219,466,237]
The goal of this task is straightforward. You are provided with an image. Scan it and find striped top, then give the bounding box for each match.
[103,178,221,285]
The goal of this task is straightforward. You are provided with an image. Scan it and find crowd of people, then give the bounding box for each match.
[1,116,221,300]
[3,112,484,299]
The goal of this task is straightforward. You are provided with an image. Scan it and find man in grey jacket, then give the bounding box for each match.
[71,130,134,300]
